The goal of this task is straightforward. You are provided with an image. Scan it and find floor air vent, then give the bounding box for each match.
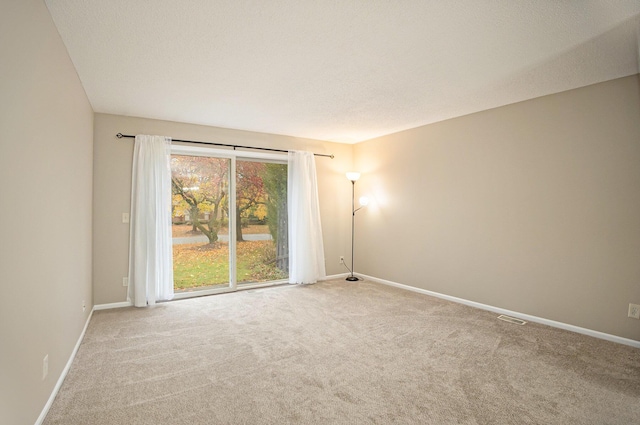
[497,315,527,325]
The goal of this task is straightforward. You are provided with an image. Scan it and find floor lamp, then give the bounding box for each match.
[346,172,368,281]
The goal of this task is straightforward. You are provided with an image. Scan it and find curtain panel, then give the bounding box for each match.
[128,134,174,306]
[287,151,326,284]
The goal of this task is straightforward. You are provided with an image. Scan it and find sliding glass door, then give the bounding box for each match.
[170,148,288,297]
[171,154,231,292]
[236,159,288,285]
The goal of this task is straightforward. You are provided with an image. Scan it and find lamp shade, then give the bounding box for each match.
[359,196,369,206]
[346,172,361,182]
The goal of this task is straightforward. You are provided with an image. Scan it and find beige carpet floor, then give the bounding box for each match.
[44,279,639,424]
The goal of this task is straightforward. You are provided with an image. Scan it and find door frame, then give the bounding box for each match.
[170,144,288,300]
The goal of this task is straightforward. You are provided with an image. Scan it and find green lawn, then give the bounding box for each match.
[173,240,287,290]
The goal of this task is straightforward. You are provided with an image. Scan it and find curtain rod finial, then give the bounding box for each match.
[116,133,124,139]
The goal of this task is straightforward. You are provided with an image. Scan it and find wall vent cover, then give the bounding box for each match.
[497,315,527,325]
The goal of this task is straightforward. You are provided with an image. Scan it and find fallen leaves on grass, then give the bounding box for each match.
[173,240,287,289]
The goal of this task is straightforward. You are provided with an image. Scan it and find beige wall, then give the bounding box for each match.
[0,1,94,423]
[93,113,353,305]
[354,75,640,341]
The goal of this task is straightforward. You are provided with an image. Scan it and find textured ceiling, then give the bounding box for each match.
[45,1,640,143]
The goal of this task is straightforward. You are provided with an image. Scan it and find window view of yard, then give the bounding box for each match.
[171,155,288,291]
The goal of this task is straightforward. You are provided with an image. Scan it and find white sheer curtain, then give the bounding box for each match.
[288,151,326,284]
[128,135,174,306]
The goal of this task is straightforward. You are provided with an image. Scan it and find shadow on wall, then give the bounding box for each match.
[479,13,640,110]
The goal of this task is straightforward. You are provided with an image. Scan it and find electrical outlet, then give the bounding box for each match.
[339,256,344,264]
[629,303,640,319]
[122,212,130,223]
[42,355,48,380]
[123,277,129,287]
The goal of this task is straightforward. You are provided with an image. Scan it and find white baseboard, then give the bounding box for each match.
[93,301,132,310]
[360,273,640,349]
[35,309,94,425]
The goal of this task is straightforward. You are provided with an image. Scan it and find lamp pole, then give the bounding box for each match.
[345,172,366,281]
[347,178,358,281]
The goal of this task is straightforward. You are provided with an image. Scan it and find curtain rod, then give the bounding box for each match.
[116,133,334,159]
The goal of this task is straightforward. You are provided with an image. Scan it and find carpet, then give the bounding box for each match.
[44,279,640,424]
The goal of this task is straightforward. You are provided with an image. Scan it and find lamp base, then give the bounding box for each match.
[345,276,360,281]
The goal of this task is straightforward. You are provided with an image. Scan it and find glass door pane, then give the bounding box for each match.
[170,154,231,293]
[236,160,289,285]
